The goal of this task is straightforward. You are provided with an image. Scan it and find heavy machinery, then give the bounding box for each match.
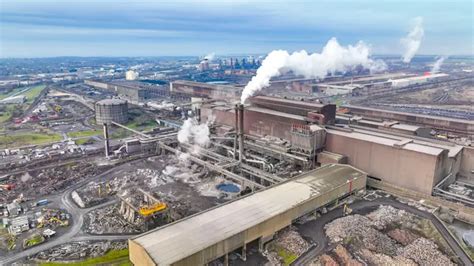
[139,202,167,217]
[37,217,69,228]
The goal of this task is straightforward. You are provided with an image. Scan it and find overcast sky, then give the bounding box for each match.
[1,0,472,58]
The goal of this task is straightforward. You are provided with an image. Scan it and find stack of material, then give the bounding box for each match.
[366,205,412,230]
[274,227,310,256]
[334,245,362,266]
[359,248,416,265]
[397,238,454,266]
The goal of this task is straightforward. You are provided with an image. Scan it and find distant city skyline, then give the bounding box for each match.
[1,0,472,58]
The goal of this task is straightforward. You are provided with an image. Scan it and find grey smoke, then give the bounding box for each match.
[401,17,424,63]
[240,37,386,103]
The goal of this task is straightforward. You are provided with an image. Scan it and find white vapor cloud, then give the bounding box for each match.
[204,52,216,61]
[240,37,386,103]
[177,117,212,155]
[401,17,424,63]
[431,56,447,73]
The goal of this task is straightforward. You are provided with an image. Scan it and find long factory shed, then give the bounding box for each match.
[129,164,366,265]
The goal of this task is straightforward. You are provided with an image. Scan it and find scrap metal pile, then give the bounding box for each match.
[318,205,455,265]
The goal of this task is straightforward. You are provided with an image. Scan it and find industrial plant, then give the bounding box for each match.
[0,3,473,263]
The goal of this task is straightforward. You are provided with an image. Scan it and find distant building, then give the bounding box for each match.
[85,80,168,102]
[8,215,29,235]
[7,202,21,216]
[126,70,139,81]
[390,73,449,88]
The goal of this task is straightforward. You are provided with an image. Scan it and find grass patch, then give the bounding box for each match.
[125,119,156,131]
[67,130,100,139]
[40,249,131,266]
[0,132,62,147]
[75,137,96,145]
[24,234,45,248]
[24,85,46,104]
[0,87,29,100]
[275,246,298,266]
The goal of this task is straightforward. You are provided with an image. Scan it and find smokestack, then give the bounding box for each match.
[103,123,110,158]
[196,108,201,123]
[238,104,245,163]
[234,104,238,160]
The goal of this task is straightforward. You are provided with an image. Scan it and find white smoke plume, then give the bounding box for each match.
[177,117,212,155]
[204,52,216,61]
[401,17,424,63]
[431,56,447,73]
[240,37,386,104]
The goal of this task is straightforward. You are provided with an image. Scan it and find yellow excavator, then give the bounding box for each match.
[139,202,167,217]
[37,217,69,228]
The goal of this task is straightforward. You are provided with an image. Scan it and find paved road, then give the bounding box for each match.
[0,164,137,265]
[293,196,472,266]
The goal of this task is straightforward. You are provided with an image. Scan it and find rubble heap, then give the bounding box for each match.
[274,227,310,256]
[366,205,413,230]
[397,238,454,266]
[32,241,127,262]
[85,205,143,234]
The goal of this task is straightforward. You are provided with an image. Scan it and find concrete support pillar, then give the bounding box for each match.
[103,123,110,158]
[224,253,229,266]
[242,243,247,261]
[258,237,264,252]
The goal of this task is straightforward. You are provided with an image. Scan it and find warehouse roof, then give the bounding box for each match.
[131,164,365,265]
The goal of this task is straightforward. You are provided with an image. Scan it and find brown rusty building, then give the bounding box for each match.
[170,80,242,100]
[325,127,463,195]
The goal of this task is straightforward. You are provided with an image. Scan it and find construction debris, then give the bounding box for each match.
[31,241,127,262]
[273,227,310,256]
[366,205,413,230]
[398,238,455,265]
[334,245,362,266]
[323,205,455,265]
[85,204,144,234]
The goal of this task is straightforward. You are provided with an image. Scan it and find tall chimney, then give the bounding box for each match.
[103,123,110,158]
[234,104,238,160]
[238,104,245,163]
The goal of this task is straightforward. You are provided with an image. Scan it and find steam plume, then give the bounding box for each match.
[240,37,386,104]
[177,117,213,155]
[204,52,215,61]
[431,56,446,73]
[401,17,424,63]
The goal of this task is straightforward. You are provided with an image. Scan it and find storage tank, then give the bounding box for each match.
[95,99,128,125]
